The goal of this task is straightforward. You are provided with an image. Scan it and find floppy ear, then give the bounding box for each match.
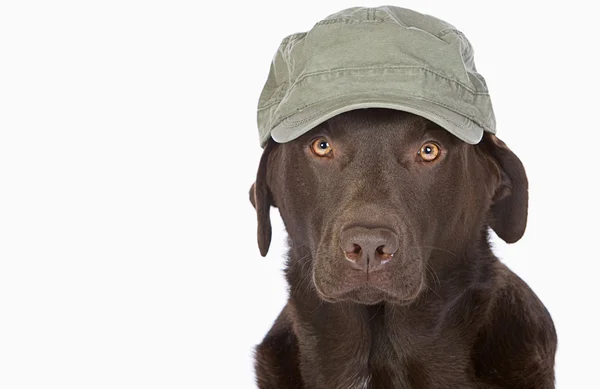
[249,140,275,257]
[483,134,529,243]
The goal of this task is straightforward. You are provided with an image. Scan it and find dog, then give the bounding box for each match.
[249,108,557,389]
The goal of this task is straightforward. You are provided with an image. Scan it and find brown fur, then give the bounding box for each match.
[249,109,557,389]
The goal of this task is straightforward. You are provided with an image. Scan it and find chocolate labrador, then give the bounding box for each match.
[249,108,557,389]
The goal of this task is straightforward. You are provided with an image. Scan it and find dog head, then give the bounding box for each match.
[250,109,527,304]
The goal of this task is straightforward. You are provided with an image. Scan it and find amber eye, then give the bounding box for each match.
[310,138,333,157]
[418,142,441,162]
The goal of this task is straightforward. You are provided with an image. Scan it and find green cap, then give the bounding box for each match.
[256,6,496,147]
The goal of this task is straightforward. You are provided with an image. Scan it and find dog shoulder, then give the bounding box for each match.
[471,263,557,388]
[254,304,303,389]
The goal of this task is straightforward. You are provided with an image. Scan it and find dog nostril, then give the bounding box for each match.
[344,244,362,262]
[376,245,394,263]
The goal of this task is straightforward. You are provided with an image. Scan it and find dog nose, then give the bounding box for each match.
[339,226,399,272]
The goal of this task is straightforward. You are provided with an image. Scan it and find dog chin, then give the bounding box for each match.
[323,285,422,306]
[344,287,387,305]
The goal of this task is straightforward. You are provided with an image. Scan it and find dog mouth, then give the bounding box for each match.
[315,283,423,305]
[340,286,417,305]
[313,262,425,305]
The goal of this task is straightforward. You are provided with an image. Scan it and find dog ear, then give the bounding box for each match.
[249,140,275,257]
[481,134,529,243]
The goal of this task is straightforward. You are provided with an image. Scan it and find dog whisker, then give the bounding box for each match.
[405,245,458,258]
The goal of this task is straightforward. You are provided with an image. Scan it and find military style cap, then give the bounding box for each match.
[256,6,496,147]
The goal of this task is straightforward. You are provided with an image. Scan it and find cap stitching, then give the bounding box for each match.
[435,28,464,38]
[258,86,288,111]
[280,32,307,46]
[257,65,489,112]
[272,90,493,132]
[271,96,483,145]
[314,18,385,25]
[288,65,489,99]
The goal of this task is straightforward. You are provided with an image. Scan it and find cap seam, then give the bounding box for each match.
[272,97,482,145]
[289,66,488,95]
[280,32,307,46]
[272,90,493,132]
[435,28,464,38]
[315,18,385,25]
[257,65,489,112]
[283,98,466,131]
[258,86,288,111]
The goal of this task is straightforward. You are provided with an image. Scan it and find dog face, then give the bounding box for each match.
[250,109,527,305]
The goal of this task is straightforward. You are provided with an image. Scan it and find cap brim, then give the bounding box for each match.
[271,92,485,145]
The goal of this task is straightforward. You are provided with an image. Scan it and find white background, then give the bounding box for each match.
[1,1,598,388]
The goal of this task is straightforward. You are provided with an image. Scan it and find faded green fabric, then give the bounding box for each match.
[256,6,496,147]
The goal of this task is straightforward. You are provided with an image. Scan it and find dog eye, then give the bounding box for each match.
[418,142,441,162]
[310,138,333,157]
